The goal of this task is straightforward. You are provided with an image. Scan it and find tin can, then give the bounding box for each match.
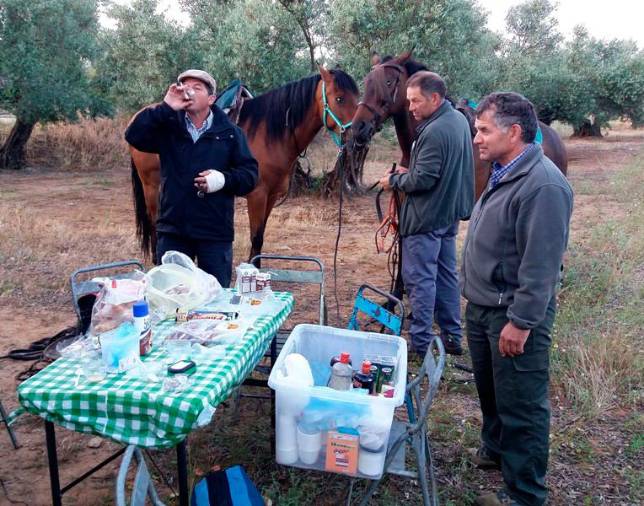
[256,272,271,291]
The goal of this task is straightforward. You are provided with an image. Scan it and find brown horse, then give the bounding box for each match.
[348,51,568,200]
[129,66,359,262]
[348,51,568,304]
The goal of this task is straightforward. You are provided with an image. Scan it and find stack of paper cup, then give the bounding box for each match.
[297,424,322,465]
[276,414,298,464]
[358,444,387,477]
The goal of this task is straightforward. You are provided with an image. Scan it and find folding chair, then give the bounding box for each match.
[238,255,325,440]
[0,399,19,449]
[70,260,145,333]
[115,446,165,506]
[246,254,326,380]
[347,283,404,336]
[351,336,446,506]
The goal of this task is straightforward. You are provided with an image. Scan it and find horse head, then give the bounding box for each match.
[455,98,477,137]
[315,65,360,148]
[349,50,414,148]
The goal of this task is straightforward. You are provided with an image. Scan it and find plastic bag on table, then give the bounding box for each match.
[87,272,147,338]
[165,318,249,346]
[145,251,222,317]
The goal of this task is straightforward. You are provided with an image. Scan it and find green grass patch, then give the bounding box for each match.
[552,148,644,418]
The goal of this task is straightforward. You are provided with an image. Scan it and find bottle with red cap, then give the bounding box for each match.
[327,352,353,391]
[330,351,353,368]
[353,360,376,395]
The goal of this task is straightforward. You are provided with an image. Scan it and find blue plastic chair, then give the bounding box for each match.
[347,283,404,335]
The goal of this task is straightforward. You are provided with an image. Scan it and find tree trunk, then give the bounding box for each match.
[0,118,35,170]
[573,119,602,138]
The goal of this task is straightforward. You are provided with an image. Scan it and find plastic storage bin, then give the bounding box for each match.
[268,324,407,479]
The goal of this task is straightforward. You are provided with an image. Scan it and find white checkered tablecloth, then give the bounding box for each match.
[17,292,293,448]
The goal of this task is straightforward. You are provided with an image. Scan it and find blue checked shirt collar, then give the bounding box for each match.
[489,143,536,189]
[185,110,213,143]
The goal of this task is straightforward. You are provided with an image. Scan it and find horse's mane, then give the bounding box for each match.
[381,55,428,76]
[239,69,358,142]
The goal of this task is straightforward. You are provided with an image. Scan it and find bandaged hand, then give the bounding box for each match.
[194,170,225,193]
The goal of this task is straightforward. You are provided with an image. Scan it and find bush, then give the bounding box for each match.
[26,115,130,171]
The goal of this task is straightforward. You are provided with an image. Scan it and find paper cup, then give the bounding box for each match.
[297,425,322,465]
[276,415,298,465]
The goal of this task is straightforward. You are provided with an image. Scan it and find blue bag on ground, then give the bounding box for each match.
[191,465,263,506]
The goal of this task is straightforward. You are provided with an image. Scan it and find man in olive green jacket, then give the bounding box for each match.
[379,71,474,357]
[461,92,573,506]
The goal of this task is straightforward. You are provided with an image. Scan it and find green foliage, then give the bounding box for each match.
[496,1,644,132]
[96,0,206,112]
[566,27,644,129]
[0,0,108,122]
[184,0,311,94]
[327,0,501,98]
[504,0,561,55]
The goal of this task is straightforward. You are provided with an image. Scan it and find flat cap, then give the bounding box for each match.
[177,69,217,95]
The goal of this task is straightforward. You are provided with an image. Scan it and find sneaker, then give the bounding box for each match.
[468,446,501,470]
[440,334,463,355]
[474,490,521,505]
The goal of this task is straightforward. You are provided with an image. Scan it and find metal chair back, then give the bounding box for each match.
[115,446,165,506]
[347,283,404,335]
[250,254,326,326]
[70,260,145,332]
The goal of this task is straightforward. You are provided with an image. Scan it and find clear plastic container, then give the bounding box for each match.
[268,324,407,479]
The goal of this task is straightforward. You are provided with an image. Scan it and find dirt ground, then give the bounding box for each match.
[0,126,642,505]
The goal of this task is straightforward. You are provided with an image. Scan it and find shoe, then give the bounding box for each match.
[440,334,463,355]
[468,446,501,470]
[474,490,521,505]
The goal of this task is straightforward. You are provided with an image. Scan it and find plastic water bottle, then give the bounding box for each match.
[327,353,353,391]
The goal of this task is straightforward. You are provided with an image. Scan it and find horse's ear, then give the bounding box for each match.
[396,49,413,63]
[371,51,382,66]
[318,65,332,83]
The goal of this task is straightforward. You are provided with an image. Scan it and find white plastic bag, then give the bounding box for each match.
[145,251,222,317]
[88,272,147,337]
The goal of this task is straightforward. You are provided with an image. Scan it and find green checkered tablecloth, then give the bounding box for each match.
[17,291,293,449]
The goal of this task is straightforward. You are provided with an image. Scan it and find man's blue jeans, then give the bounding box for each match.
[401,222,462,355]
[157,233,233,288]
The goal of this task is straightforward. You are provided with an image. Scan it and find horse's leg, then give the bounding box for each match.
[247,188,268,267]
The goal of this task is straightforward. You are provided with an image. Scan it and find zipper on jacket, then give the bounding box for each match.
[498,292,503,305]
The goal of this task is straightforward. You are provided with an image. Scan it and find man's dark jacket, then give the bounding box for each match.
[125,102,258,242]
[389,99,475,236]
[461,146,573,329]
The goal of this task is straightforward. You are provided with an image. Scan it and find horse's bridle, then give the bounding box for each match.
[322,80,353,148]
[356,62,406,131]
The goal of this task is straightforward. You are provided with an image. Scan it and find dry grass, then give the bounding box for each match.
[26,115,131,171]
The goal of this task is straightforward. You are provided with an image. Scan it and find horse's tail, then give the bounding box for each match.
[130,158,155,261]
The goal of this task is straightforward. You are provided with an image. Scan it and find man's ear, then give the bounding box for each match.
[510,123,523,143]
[208,94,216,107]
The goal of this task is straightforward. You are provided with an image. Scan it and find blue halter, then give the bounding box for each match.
[322,81,353,148]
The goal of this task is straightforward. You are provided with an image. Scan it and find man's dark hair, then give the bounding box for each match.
[476,92,538,143]
[406,71,446,99]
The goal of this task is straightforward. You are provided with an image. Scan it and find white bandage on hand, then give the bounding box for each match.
[205,170,225,193]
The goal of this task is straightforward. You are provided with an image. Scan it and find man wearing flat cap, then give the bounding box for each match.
[126,70,258,286]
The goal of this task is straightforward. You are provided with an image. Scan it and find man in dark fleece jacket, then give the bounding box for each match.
[379,71,474,357]
[461,92,573,506]
[125,70,258,287]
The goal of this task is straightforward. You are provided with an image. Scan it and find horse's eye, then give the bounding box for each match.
[335,96,344,104]
[386,80,392,86]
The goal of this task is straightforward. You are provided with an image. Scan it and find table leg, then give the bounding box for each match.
[177,440,189,506]
[45,420,62,506]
